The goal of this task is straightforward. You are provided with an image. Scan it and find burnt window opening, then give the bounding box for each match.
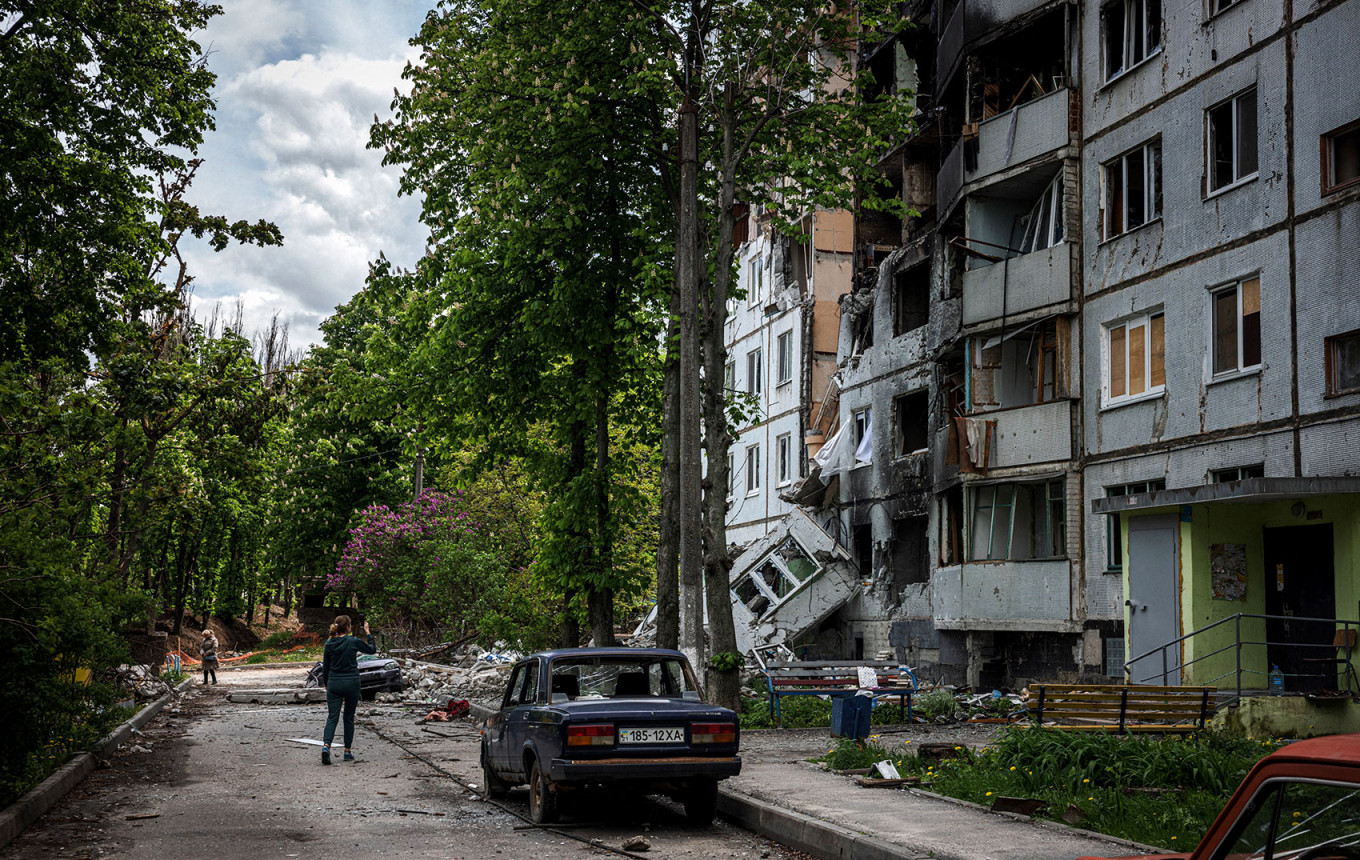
[891,516,929,593]
[969,318,1066,412]
[1103,0,1161,81]
[1103,140,1162,238]
[1208,88,1258,192]
[1326,328,1360,396]
[852,305,875,354]
[895,390,929,457]
[939,486,964,566]
[893,264,929,336]
[854,523,874,581]
[967,479,1067,561]
[968,13,1067,123]
[1322,119,1360,195]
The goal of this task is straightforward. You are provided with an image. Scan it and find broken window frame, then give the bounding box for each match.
[729,534,824,618]
[939,486,965,566]
[1102,139,1162,239]
[746,346,763,396]
[894,389,929,457]
[968,318,1067,412]
[892,263,930,337]
[1321,118,1360,196]
[727,453,735,500]
[1016,172,1065,255]
[851,406,872,467]
[1104,311,1165,406]
[965,479,1067,562]
[1207,87,1259,194]
[724,360,735,393]
[776,432,792,486]
[745,444,761,495]
[1104,479,1166,572]
[1209,276,1261,377]
[1211,464,1264,483]
[1103,0,1161,82]
[1325,328,1360,397]
[747,252,764,307]
[776,330,793,385]
[1209,0,1242,14]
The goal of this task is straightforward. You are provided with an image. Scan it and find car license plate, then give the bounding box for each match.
[618,726,684,744]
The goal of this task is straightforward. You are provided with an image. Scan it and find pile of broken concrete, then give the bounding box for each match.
[110,664,172,701]
[376,644,518,708]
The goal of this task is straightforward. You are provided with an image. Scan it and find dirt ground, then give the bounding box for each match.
[2,665,814,860]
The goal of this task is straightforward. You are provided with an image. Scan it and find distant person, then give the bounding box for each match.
[201,629,219,685]
[320,615,376,765]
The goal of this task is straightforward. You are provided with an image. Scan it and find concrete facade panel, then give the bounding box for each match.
[1300,420,1360,477]
[1295,207,1360,416]
[1084,235,1294,455]
[932,560,1074,627]
[1084,43,1290,291]
[990,399,1075,467]
[968,88,1072,185]
[1081,0,1285,138]
[1291,8,1360,214]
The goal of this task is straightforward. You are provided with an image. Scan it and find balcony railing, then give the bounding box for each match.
[968,88,1071,183]
[933,559,1072,628]
[962,242,1072,324]
[985,399,1073,468]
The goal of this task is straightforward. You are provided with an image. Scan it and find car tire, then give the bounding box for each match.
[528,760,558,824]
[481,748,510,799]
[682,779,718,826]
[360,688,376,701]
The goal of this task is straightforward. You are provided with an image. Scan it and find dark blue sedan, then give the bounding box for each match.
[479,647,741,825]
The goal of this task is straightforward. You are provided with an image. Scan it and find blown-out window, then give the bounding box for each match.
[1103,140,1162,238]
[967,479,1066,561]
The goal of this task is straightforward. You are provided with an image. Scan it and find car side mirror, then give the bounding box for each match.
[551,692,570,704]
[682,690,701,701]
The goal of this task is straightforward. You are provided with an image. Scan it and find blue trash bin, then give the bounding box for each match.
[831,694,872,740]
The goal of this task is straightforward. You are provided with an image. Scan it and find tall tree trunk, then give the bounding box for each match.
[587,242,619,646]
[656,281,681,650]
[560,588,580,648]
[700,92,744,711]
[677,94,706,674]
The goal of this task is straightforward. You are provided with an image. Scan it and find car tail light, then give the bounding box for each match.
[566,723,615,746]
[691,722,736,744]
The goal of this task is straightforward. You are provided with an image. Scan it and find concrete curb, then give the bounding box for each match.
[0,676,194,852]
[718,785,941,860]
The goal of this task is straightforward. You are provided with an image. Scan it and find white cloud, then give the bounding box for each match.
[183,3,429,351]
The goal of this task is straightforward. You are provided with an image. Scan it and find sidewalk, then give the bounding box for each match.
[723,727,1158,860]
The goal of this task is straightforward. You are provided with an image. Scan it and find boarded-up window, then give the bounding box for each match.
[1106,312,1165,404]
[1211,277,1261,376]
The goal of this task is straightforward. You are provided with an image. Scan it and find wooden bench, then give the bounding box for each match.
[760,660,917,727]
[1026,684,1217,733]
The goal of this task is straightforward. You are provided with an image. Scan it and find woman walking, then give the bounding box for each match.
[201,629,219,685]
[321,614,376,765]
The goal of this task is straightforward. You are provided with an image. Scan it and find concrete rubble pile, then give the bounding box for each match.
[378,644,517,707]
[111,664,172,701]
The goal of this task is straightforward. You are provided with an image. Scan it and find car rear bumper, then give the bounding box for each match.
[549,755,741,783]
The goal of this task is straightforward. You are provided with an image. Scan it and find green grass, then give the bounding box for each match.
[814,729,1284,850]
[257,629,296,650]
[739,693,913,729]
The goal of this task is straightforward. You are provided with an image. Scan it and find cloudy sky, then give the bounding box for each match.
[182,1,433,352]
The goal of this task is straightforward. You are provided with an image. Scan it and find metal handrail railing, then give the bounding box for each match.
[1123,612,1359,702]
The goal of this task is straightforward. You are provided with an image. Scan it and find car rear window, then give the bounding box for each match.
[548,656,698,700]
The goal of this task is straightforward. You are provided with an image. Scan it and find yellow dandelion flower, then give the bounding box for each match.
[1010,766,1016,771]
[1083,778,1090,783]
[986,792,993,796]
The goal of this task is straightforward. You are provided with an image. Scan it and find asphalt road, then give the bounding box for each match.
[3,666,808,860]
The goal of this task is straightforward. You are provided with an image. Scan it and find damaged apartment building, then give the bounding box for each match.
[721,0,1360,697]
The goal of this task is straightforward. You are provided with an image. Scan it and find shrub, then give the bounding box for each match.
[915,688,959,720]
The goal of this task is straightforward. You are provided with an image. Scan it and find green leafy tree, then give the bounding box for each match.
[371,0,674,647]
